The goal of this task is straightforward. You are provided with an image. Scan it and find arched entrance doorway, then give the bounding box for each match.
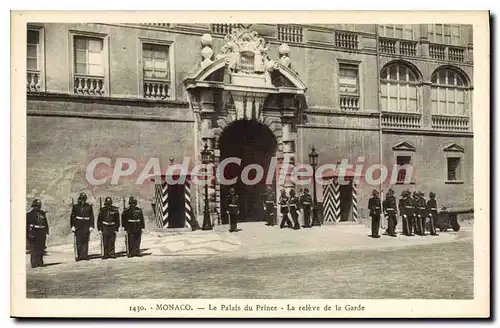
[219,119,278,223]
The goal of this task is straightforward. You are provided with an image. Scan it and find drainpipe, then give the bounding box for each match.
[375,25,385,222]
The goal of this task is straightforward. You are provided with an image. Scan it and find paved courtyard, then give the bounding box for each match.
[26,222,473,299]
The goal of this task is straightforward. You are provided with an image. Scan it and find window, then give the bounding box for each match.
[27,27,44,93]
[428,24,461,45]
[338,63,360,111]
[379,24,414,39]
[380,63,420,112]
[27,30,40,71]
[447,157,461,181]
[71,32,108,96]
[339,64,359,94]
[431,68,468,116]
[396,156,412,183]
[74,36,104,76]
[143,43,169,80]
[141,41,173,100]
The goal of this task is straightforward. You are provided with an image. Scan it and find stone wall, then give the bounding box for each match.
[27,96,196,243]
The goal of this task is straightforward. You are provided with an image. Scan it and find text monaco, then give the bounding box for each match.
[86,155,414,187]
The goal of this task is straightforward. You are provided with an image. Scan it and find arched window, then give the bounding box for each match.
[431,68,469,116]
[380,62,420,113]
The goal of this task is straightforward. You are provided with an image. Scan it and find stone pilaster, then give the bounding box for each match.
[279,119,296,194]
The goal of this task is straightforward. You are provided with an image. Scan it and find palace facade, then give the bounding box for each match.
[26,23,473,234]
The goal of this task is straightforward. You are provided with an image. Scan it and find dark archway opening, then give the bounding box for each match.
[219,119,278,223]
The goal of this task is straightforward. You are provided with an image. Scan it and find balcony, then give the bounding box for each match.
[379,38,417,57]
[432,115,470,131]
[379,38,396,54]
[335,31,359,50]
[277,24,304,43]
[429,44,446,60]
[429,44,465,62]
[143,79,171,100]
[74,74,105,96]
[27,70,41,93]
[339,95,360,111]
[211,24,240,35]
[400,41,417,56]
[448,47,465,62]
[382,112,421,129]
[140,23,170,28]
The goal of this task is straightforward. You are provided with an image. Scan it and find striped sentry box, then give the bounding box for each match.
[153,178,199,229]
[351,182,358,221]
[154,182,169,228]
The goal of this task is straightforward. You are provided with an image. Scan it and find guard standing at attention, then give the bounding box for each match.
[121,197,145,257]
[368,190,381,238]
[288,189,301,230]
[27,199,49,268]
[300,188,313,228]
[399,190,414,236]
[97,197,120,259]
[263,185,276,226]
[413,191,424,236]
[226,187,240,232]
[279,189,292,229]
[417,191,427,236]
[70,192,95,261]
[426,192,439,236]
[383,189,398,237]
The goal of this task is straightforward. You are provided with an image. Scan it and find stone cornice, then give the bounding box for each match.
[27,92,190,109]
[27,109,194,123]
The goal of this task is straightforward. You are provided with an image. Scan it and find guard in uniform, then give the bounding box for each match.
[426,192,439,236]
[399,190,414,236]
[70,192,95,261]
[226,188,239,232]
[263,185,276,226]
[368,190,381,238]
[288,190,301,230]
[279,189,292,229]
[97,197,120,259]
[122,197,145,257]
[300,188,313,228]
[27,199,49,268]
[413,191,424,236]
[417,191,427,235]
[383,189,397,237]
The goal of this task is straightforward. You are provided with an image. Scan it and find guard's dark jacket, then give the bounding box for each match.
[368,197,381,216]
[300,193,312,211]
[426,199,438,218]
[70,203,95,231]
[226,194,240,215]
[121,206,145,233]
[97,205,120,234]
[416,197,427,217]
[412,197,422,217]
[288,195,299,215]
[399,197,414,217]
[27,209,49,237]
[383,196,398,215]
[263,190,276,212]
[279,194,289,214]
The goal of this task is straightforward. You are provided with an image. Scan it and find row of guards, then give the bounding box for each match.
[150,166,361,229]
